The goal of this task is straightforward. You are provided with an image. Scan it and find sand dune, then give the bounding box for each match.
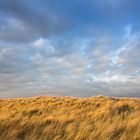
[0,96,140,140]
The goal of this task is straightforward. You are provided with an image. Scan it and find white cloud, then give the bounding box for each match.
[124,24,132,39]
[88,73,137,83]
[33,38,46,48]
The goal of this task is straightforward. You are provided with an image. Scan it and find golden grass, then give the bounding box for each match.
[0,95,140,140]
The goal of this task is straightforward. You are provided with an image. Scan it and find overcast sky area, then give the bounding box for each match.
[0,0,140,98]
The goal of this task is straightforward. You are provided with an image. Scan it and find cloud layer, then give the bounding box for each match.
[0,0,140,97]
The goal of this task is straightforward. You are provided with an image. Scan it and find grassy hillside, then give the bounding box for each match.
[0,96,140,140]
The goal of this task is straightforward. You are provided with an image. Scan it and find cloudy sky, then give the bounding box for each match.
[0,0,140,98]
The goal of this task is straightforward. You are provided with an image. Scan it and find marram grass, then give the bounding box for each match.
[0,96,139,140]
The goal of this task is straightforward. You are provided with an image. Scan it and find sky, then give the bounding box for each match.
[0,0,140,98]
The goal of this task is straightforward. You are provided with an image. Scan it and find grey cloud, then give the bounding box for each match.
[0,26,140,97]
[0,43,37,76]
[0,0,139,43]
[0,0,71,42]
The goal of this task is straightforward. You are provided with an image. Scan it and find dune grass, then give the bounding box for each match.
[0,95,139,140]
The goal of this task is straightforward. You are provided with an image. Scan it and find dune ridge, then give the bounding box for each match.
[0,95,140,140]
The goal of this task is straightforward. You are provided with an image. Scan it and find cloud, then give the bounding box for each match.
[0,0,72,42]
[0,26,139,98]
[110,29,140,76]
[1,0,140,42]
[0,1,140,97]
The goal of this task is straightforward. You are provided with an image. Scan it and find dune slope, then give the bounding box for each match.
[0,96,140,140]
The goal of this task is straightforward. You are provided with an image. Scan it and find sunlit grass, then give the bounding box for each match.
[0,96,139,140]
